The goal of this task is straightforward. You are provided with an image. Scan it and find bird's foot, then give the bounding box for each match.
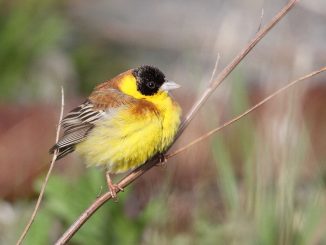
[108,183,124,200]
[106,172,124,200]
[156,153,168,167]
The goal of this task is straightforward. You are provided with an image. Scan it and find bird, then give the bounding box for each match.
[50,65,181,198]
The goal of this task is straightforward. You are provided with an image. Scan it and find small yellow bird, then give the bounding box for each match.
[50,65,181,197]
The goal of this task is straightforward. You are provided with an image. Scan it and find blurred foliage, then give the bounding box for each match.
[22,169,148,245]
[72,41,131,95]
[0,0,66,101]
[71,40,176,95]
[185,80,325,245]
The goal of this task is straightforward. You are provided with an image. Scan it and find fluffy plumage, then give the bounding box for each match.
[50,65,181,173]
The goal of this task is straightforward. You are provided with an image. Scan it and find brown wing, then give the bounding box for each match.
[49,86,137,160]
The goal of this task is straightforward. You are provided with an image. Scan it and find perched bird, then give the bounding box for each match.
[50,65,181,197]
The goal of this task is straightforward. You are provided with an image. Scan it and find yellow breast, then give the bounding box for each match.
[76,75,181,173]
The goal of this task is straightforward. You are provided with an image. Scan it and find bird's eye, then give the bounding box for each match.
[146,81,155,89]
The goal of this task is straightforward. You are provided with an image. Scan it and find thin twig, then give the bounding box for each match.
[257,8,265,33]
[167,66,326,159]
[55,1,298,244]
[16,87,65,245]
[209,53,221,84]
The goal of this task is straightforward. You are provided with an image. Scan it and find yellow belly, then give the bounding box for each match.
[76,96,181,173]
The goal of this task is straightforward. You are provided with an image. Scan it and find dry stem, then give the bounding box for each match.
[55,1,299,244]
[167,66,326,158]
[16,87,65,245]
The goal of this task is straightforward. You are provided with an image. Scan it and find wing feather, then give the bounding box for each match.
[50,100,104,159]
[50,87,137,160]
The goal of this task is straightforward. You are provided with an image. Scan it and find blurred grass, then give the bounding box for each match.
[0,0,66,101]
[72,42,131,94]
[197,81,326,245]
[20,169,147,245]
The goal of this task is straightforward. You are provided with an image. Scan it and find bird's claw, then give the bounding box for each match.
[108,183,124,200]
[156,153,168,167]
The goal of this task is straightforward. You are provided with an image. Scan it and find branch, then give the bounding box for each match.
[55,1,298,244]
[176,0,298,136]
[16,87,65,245]
[167,66,326,159]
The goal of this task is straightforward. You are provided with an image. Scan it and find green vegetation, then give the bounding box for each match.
[0,0,65,101]
[22,170,147,245]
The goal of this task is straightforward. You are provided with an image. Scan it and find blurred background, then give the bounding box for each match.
[0,0,326,244]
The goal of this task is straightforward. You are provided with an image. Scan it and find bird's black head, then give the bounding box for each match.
[132,65,166,96]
